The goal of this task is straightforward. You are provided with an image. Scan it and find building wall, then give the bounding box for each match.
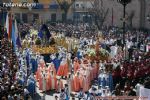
[12,8,63,23]
[12,0,76,22]
[10,0,150,29]
[73,0,150,29]
[145,0,150,29]
[100,0,141,29]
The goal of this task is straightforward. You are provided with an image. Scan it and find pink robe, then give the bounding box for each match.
[70,76,74,92]
[50,74,57,90]
[79,75,84,89]
[46,72,51,91]
[36,66,41,81]
[47,65,56,76]
[73,75,81,92]
[39,72,46,91]
[83,76,90,92]
[74,61,80,73]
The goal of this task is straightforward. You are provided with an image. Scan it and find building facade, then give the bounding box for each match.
[73,0,93,24]
[11,0,64,23]
[0,0,150,29]
[73,0,150,29]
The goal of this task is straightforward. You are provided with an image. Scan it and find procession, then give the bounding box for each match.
[0,0,150,100]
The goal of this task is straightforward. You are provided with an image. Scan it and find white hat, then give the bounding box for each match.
[56,76,61,79]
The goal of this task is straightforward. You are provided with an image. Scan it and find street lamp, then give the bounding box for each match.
[117,0,131,60]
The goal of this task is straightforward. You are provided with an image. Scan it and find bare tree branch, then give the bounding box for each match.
[56,0,75,22]
[89,0,109,30]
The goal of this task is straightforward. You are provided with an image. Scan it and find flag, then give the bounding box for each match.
[8,13,12,39]
[11,20,16,50]
[5,13,9,37]
[15,19,18,36]
[5,13,12,39]
[16,34,22,48]
[16,32,22,48]
[38,24,51,39]
[11,19,18,50]
[14,19,22,48]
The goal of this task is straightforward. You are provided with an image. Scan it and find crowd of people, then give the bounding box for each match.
[0,22,150,100]
[0,34,25,100]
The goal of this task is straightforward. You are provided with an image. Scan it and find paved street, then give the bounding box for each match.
[32,79,98,100]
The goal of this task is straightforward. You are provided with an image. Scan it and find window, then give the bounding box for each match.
[33,13,39,22]
[81,4,85,9]
[51,13,56,22]
[76,4,79,8]
[15,13,21,23]
[62,13,66,22]
[22,13,28,23]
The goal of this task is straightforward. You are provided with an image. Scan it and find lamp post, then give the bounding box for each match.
[117,0,131,60]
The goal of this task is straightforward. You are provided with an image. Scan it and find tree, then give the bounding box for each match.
[56,0,75,22]
[89,0,109,30]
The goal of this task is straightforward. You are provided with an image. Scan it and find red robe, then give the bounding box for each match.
[57,63,68,77]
